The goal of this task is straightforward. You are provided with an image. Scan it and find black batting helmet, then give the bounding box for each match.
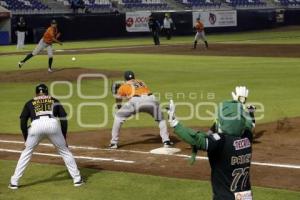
[35,83,48,95]
[124,71,135,81]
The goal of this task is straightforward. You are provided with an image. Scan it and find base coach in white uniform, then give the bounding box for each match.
[8,84,83,189]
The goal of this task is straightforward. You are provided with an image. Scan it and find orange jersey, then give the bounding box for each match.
[195,21,204,32]
[43,26,58,44]
[118,79,151,98]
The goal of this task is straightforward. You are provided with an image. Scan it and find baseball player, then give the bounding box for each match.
[193,18,208,49]
[148,14,161,45]
[15,16,27,49]
[163,13,175,40]
[18,19,62,73]
[109,71,172,149]
[8,84,83,189]
[167,86,255,200]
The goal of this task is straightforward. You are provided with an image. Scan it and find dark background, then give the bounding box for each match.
[10,9,300,44]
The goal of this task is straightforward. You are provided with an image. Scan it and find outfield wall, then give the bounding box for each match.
[10,9,300,44]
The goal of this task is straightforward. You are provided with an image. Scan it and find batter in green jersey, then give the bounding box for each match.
[168,86,256,200]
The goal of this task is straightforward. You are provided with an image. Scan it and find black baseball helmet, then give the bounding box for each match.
[124,71,135,81]
[35,83,48,95]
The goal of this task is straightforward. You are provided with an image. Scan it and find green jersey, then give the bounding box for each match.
[174,124,253,200]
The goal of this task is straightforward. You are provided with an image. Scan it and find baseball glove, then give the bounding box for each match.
[111,82,122,95]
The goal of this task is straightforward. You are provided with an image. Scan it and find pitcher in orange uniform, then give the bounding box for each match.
[109,71,172,149]
[18,20,62,73]
[193,18,208,49]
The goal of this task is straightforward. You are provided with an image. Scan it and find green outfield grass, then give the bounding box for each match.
[0,53,300,133]
[0,160,299,200]
[0,26,299,53]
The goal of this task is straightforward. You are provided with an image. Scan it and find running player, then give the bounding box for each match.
[18,19,62,72]
[8,83,83,189]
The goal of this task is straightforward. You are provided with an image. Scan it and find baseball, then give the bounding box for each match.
[72,57,76,61]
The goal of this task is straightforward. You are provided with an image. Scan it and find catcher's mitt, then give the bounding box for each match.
[111,82,122,95]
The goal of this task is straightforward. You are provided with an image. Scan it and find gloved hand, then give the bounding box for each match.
[231,86,249,104]
[167,100,179,127]
[116,104,122,110]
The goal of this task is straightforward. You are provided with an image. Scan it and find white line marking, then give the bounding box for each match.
[54,44,179,53]
[0,148,135,164]
[0,139,299,169]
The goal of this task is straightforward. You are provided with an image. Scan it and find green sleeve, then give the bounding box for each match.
[174,123,207,150]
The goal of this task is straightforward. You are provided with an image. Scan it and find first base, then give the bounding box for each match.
[150,147,181,155]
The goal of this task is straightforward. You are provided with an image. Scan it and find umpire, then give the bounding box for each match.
[168,86,256,200]
[148,14,160,45]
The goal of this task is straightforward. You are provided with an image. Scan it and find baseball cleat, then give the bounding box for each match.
[163,141,174,148]
[108,143,118,149]
[74,179,84,187]
[18,61,24,68]
[48,68,53,73]
[8,183,19,190]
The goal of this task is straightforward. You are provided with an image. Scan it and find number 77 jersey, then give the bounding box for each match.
[207,130,253,200]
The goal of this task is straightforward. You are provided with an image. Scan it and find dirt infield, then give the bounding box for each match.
[1,43,300,58]
[0,68,122,83]
[1,117,300,191]
[81,43,300,58]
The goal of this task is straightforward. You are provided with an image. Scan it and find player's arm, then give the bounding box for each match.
[50,30,62,45]
[167,100,212,163]
[53,99,68,139]
[20,102,30,141]
[52,37,62,45]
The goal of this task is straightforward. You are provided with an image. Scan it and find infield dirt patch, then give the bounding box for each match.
[0,68,122,83]
[1,43,300,58]
[1,117,300,191]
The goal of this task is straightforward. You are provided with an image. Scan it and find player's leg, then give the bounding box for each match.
[20,32,25,49]
[156,31,160,45]
[200,31,208,48]
[47,45,54,72]
[193,32,200,49]
[151,31,156,45]
[138,96,171,146]
[18,39,44,68]
[9,123,44,187]
[110,101,135,148]
[167,29,171,40]
[16,31,21,49]
[46,119,82,185]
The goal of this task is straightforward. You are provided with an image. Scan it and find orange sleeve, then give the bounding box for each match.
[117,84,133,97]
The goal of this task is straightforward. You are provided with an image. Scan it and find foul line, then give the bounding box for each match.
[0,147,134,164]
[0,139,300,169]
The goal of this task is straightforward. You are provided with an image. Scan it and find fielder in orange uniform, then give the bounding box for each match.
[193,18,208,49]
[109,71,172,149]
[18,19,62,73]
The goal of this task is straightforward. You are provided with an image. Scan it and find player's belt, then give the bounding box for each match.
[133,93,153,97]
[32,114,54,121]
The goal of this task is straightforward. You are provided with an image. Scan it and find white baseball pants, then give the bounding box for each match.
[111,95,170,144]
[10,117,81,185]
[16,31,25,49]
[32,39,53,58]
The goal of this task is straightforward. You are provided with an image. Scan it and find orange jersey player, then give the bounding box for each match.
[193,18,208,49]
[109,70,172,149]
[43,24,61,45]
[18,19,62,73]
[117,79,151,98]
[195,20,204,32]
